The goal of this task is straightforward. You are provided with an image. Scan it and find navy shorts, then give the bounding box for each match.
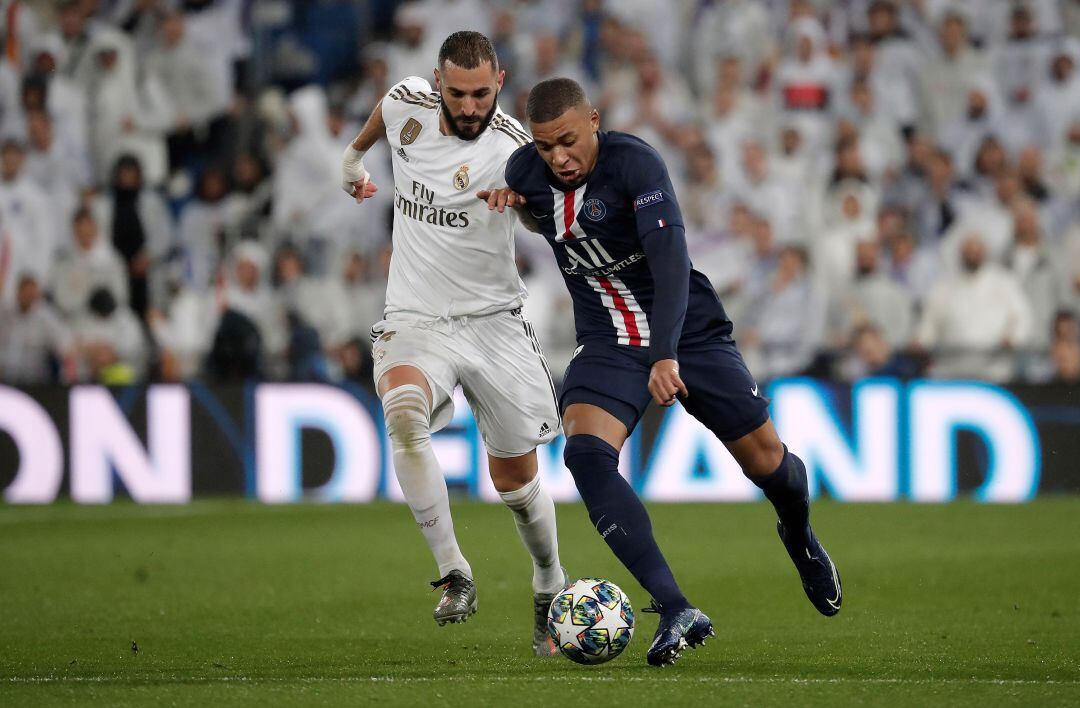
[559,339,770,441]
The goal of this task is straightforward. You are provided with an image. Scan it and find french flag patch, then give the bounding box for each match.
[657,218,666,228]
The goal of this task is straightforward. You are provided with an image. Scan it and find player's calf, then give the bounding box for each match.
[751,445,842,616]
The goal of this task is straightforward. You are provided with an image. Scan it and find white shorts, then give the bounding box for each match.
[371,308,562,457]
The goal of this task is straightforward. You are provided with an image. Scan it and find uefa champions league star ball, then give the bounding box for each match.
[547,578,634,665]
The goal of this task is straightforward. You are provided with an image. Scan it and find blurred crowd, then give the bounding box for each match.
[0,0,1078,388]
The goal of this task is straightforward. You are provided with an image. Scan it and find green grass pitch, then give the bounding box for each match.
[1,499,1078,706]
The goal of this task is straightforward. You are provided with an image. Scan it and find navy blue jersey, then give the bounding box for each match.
[505,131,732,361]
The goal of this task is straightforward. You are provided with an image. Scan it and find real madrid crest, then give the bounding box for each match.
[400,118,422,145]
[453,164,470,190]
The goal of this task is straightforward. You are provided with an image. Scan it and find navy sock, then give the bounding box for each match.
[752,445,810,534]
[563,434,690,612]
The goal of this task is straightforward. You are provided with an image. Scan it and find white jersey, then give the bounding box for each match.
[380,76,531,320]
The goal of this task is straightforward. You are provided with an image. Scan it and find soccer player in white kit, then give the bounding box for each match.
[340,31,565,656]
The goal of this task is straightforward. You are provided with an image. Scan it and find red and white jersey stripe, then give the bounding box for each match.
[551,184,589,243]
[585,274,650,347]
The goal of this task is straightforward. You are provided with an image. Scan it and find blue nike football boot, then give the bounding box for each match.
[777,521,842,616]
[643,601,714,666]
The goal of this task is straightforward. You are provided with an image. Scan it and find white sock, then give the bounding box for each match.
[383,384,471,580]
[499,474,563,594]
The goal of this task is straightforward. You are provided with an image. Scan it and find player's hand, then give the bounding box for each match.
[342,144,378,204]
[648,359,688,407]
[476,187,526,213]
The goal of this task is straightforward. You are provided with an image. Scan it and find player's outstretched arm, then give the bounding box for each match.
[341,100,384,204]
[476,187,542,233]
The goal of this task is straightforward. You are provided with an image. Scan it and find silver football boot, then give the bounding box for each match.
[430,570,478,626]
[532,567,570,657]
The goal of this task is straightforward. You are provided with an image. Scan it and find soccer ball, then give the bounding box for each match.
[547,578,634,665]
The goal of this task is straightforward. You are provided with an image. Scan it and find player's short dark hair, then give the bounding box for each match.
[438,31,499,72]
[526,78,588,123]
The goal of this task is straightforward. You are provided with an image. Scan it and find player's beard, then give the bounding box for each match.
[441,95,498,141]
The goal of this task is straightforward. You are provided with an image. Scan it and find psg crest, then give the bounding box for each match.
[583,198,606,221]
[453,164,470,190]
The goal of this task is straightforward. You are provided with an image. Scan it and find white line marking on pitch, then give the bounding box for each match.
[5,676,1078,686]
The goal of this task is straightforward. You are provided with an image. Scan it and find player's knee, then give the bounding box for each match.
[561,433,622,494]
[488,453,536,493]
[382,384,432,451]
[563,434,620,478]
[738,436,786,479]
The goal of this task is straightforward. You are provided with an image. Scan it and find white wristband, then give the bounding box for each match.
[341,144,370,196]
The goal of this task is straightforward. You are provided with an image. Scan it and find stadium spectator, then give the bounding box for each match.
[843,79,904,181]
[731,137,802,245]
[218,241,286,377]
[774,16,838,153]
[273,244,350,376]
[938,80,1001,181]
[1048,311,1080,384]
[178,165,231,292]
[92,154,173,317]
[71,285,147,384]
[0,273,72,384]
[702,56,767,184]
[50,207,128,319]
[385,2,432,82]
[883,228,941,307]
[176,0,247,126]
[220,151,273,244]
[1004,199,1063,350]
[607,49,694,170]
[147,276,217,383]
[1061,221,1080,318]
[1036,38,1080,155]
[25,35,91,162]
[916,232,1033,381]
[826,238,914,351]
[0,138,58,288]
[689,0,773,98]
[865,0,923,99]
[918,9,990,139]
[681,141,728,248]
[841,31,917,132]
[57,0,101,89]
[940,170,1020,265]
[145,9,220,174]
[740,245,825,380]
[23,107,90,220]
[837,322,918,382]
[272,85,363,270]
[813,179,877,292]
[89,31,171,186]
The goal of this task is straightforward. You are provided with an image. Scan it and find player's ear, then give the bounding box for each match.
[496,69,505,90]
[433,68,442,91]
[589,109,600,133]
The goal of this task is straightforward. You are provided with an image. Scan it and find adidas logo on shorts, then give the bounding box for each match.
[539,422,552,437]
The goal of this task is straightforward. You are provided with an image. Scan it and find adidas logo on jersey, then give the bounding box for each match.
[396,147,410,162]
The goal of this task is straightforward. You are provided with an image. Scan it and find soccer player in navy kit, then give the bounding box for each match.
[478,78,842,666]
